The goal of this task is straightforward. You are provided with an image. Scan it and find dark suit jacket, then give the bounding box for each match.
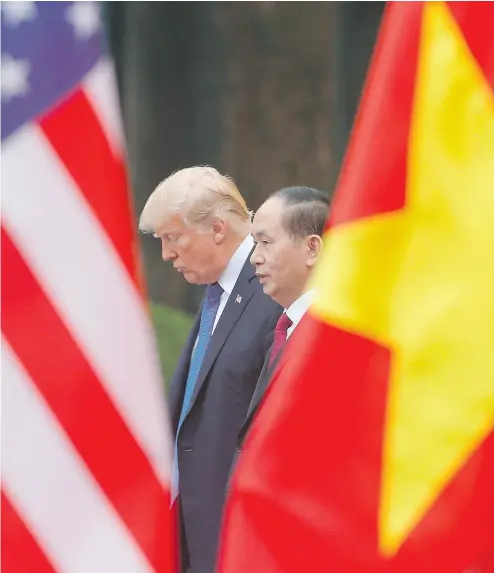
[237,349,282,450]
[231,348,283,476]
[169,256,282,573]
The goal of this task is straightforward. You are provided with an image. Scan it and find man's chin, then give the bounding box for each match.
[261,284,284,306]
[180,270,197,284]
[262,283,275,298]
[182,271,210,286]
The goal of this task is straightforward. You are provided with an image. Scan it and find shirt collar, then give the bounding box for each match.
[218,234,254,295]
[285,289,315,330]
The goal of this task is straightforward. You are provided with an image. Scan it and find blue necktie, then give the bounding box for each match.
[171,282,224,501]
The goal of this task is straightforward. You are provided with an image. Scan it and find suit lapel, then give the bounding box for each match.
[184,257,257,418]
[245,353,271,421]
[243,349,282,427]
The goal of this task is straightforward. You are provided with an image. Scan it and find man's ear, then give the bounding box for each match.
[212,217,227,244]
[306,234,323,267]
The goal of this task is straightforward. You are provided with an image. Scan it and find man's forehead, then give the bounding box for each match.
[154,213,187,236]
[252,220,283,240]
[253,199,283,230]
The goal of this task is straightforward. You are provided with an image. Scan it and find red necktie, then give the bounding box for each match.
[269,313,293,367]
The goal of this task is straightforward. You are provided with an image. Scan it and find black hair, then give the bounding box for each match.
[269,186,329,240]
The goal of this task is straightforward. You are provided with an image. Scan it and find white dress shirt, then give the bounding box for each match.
[285,289,315,339]
[212,234,254,331]
[186,233,251,335]
[192,234,253,353]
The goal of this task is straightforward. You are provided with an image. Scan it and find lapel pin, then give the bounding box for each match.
[235,294,242,304]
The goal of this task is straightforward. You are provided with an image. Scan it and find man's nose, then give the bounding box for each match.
[250,245,263,266]
[161,242,177,262]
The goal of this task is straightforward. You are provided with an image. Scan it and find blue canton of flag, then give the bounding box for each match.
[2,1,104,141]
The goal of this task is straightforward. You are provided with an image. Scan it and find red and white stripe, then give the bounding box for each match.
[1,57,175,572]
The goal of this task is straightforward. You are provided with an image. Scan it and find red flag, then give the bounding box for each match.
[1,3,175,572]
[219,2,494,572]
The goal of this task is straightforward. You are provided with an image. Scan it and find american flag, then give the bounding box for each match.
[1,2,174,572]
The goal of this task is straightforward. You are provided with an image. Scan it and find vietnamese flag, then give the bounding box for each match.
[218,2,494,572]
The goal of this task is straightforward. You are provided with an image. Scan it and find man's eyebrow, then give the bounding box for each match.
[252,229,269,240]
[154,228,180,238]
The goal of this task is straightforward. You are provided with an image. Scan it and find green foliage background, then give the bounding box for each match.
[150,303,194,385]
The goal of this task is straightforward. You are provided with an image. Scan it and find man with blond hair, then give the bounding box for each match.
[140,166,282,573]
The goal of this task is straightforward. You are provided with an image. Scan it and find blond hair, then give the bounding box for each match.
[139,166,251,234]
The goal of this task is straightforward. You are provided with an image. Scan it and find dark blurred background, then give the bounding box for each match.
[103,1,384,378]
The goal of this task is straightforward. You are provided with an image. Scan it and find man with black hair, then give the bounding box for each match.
[235,186,329,454]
